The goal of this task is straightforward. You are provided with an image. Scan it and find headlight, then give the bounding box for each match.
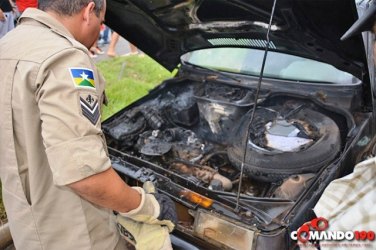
[193,209,255,250]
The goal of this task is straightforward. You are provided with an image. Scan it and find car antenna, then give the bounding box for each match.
[235,0,278,211]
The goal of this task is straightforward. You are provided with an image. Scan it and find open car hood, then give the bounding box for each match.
[106,0,367,79]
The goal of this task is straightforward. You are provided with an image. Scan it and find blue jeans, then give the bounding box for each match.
[0,12,15,39]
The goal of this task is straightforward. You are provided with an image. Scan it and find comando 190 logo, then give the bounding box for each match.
[291,217,375,243]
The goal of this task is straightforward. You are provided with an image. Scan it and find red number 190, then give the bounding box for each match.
[354,231,375,241]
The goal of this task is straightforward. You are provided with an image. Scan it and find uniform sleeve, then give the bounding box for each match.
[35,48,111,186]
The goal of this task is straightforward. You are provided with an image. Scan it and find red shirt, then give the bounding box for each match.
[16,0,38,13]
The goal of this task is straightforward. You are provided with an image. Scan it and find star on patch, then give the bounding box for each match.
[69,68,96,89]
[80,93,100,125]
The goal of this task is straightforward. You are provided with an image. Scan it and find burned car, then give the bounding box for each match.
[103,0,376,249]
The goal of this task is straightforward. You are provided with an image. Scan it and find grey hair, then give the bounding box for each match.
[38,0,104,16]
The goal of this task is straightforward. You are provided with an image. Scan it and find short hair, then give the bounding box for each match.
[38,0,104,16]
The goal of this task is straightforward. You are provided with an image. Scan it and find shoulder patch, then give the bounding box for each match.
[80,93,100,125]
[69,68,96,89]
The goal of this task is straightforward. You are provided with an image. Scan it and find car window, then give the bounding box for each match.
[182,48,359,84]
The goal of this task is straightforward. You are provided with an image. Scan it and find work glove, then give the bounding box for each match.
[118,181,177,232]
[117,216,173,250]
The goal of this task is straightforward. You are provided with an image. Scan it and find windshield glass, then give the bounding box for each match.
[182,48,359,84]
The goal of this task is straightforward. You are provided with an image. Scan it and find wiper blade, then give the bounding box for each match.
[182,60,241,83]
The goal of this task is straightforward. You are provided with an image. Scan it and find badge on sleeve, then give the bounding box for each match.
[69,68,96,89]
[80,93,100,125]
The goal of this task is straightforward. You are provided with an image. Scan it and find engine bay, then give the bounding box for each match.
[103,80,348,201]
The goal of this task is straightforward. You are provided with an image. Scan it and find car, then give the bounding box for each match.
[103,0,375,249]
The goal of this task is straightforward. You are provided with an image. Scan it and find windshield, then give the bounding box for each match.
[182,48,359,84]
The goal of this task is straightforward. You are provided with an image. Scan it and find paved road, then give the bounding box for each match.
[93,36,134,63]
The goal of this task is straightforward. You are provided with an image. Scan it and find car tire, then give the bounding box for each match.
[227,107,341,182]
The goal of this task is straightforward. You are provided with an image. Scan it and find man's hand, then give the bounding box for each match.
[118,181,177,232]
[116,217,173,250]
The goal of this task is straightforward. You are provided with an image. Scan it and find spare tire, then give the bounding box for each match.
[227,105,341,182]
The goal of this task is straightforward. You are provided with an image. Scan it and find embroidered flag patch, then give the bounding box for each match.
[69,68,95,89]
[80,93,100,125]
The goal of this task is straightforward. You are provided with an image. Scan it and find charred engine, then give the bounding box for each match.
[103,81,346,200]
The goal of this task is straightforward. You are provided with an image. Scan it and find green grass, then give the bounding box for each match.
[97,55,173,120]
[0,186,5,224]
[0,55,172,224]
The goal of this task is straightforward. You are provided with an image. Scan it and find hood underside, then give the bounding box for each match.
[106,0,367,79]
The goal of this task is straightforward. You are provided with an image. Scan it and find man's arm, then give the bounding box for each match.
[0,8,5,21]
[35,49,142,214]
[68,167,141,213]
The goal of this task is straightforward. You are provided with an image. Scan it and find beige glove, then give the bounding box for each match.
[117,215,172,250]
[119,182,177,232]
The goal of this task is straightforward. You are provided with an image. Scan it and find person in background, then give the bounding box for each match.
[15,0,37,13]
[127,41,144,57]
[0,0,15,39]
[311,3,376,250]
[107,31,143,57]
[107,31,120,57]
[98,24,110,45]
[89,39,104,58]
[0,0,176,249]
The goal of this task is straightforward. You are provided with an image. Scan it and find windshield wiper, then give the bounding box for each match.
[182,60,241,83]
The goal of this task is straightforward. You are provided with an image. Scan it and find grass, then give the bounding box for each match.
[97,55,173,120]
[0,187,5,224]
[0,54,173,224]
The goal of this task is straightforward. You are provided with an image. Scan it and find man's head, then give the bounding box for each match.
[38,0,105,16]
[341,2,376,41]
[39,0,106,49]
